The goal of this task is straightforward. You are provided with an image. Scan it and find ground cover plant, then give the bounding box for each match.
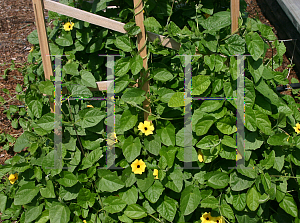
[1,0,300,222]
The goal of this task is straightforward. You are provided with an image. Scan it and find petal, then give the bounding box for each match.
[148,125,154,131]
[138,123,145,131]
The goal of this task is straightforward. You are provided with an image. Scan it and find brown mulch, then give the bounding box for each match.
[0,0,299,167]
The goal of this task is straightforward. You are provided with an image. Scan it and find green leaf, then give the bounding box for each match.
[157,195,177,222]
[220,202,235,219]
[115,57,131,77]
[92,0,113,12]
[145,180,165,203]
[128,26,142,36]
[96,171,125,192]
[246,186,260,211]
[136,170,154,192]
[25,204,44,223]
[38,80,54,95]
[225,34,245,55]
[279,193,298,217]
[165,168,183,193]
[216,116,236,135]
[35,210,50,223]
[28,100,43,118]
[258,23,276,40]
[14,182,40,205]
[260,150,275,169]
[55,30,73,46]
[192,75,211,95]
[168,92,185,107]
[0,193,7,214]
[59,183,82,201]
[153,68,173,82]
[254,110,273,135]
[36,113,54,131]
[119,186,138,205]
[233,193,247,211]
[40,180,56,198]
[79,108,106,128]
[27,29,39,44]
[245,131,263,150]
[63,62,79,75]
[144,134,161,156]
[49,202,70,223]
[199,100,224,113]
[157,121,176,146]
[205,171,229,189]
[200,195,219,209]
[80,148,102,170]
[123,136,141,163]
[230,171,255,191]
[14,131,38,152]
[267,133,289,146]
[116,109,138,134]
[121,88,146,105]
[103,196,127,214]
[195,116,215,136]
[77,188,96,209]
[144,17,162,28]
[130,55,143,75]
[69,85,93,98]
[115,36,132,52]
[159,146,177,168]
[79,70,97,88]
[115,75,130,93]
[199,11,231,31]
[245,32,264,61]
[124,204,147,219]
[180,185,201,215]
[176,146,198,162]
[57,171,78,187]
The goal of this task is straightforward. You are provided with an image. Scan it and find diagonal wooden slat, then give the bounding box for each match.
[43,0,180,50]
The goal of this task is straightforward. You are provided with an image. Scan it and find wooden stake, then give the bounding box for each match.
[231,0,240,34]
[32,0,54,112]
[133,0,151,121]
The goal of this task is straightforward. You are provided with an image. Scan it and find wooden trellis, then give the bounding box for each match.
[31,0,240,119]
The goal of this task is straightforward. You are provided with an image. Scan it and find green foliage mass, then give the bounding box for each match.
[1,0,300,222]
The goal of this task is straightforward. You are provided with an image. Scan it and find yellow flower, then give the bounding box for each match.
[198,149,204,162]
[201,212,213,223]
[63,22,74,31]
[9,173,18,184]
[131,159,146,174]
[153,169,159,179]
[87,105,94,108]
[211,216,225,223]
[29,46,34,53]
[138,121,154,136]
[294,123,300,134]
[83,220,87,223]
[107,132,118,146]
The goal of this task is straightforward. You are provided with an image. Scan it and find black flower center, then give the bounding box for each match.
[216,220,219,223]
[206,217,209,220]
[137,165,140,168]
[69,25,71,28]
[144,127,148,130]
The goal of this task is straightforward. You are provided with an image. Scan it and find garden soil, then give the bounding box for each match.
[0,0,299,166]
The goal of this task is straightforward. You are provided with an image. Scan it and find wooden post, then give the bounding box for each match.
[133,0,151,121]
[32,0,54,112]
[231,0,240,34]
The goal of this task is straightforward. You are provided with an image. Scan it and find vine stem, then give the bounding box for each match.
[148,213,161,222]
